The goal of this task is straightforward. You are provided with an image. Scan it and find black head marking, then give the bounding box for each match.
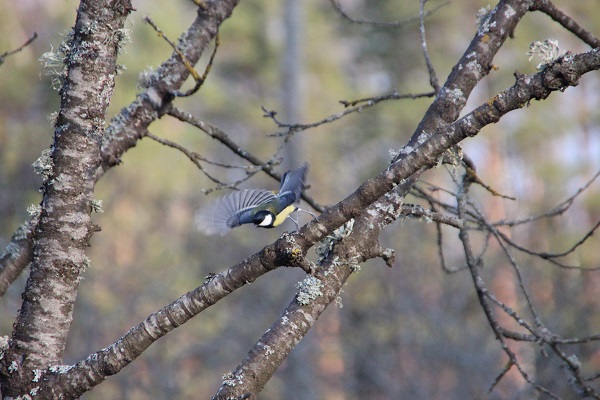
[253,210,275,227]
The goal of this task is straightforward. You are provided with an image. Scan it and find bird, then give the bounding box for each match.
[196,163,311,236]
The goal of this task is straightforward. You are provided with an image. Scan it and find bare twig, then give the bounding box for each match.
[339,89,436,107]
[493,169,600,228]
[144,17,220,98]
[166,106,325,211]
[457,172,561,399]
[488,361,515,395]
[145,131,260,190]
[491,218,600,270]
[419,0,440,92]
[265,90,436,137]
[329,0,449,27]
[0,32,37,66]
[463,165,516,200]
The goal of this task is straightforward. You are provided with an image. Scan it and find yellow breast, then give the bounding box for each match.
[272,205,297,227]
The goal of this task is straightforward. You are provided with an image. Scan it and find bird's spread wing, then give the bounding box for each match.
[277,163,308,208]
[196,189,276,236]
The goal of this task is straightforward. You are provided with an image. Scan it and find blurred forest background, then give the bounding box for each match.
[1,0,600,399]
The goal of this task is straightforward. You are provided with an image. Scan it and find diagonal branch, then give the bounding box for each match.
[0,222,34,296]
[23,42,600,399]
[214,179,415,399]
[530,0,600,48]
[167,106,325,211]
[98,0,241,177]
[31,230,304,398]
[0,0,244,298]
[0,32,37,65]
[405,0,532,149]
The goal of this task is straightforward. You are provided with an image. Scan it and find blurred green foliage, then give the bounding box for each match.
[1,0,600,398]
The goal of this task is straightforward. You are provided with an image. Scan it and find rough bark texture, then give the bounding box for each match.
[213,184,408,399]
[98,0,241,177]
[0,0,599,398]
[406,0,533,148]
[0,0,242,298]
[1,0,243,398]
[0,223,33,296]
[25,39,599,400]
[0,0,132,397]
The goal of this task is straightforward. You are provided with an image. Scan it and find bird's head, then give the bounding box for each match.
[253,210,275,228]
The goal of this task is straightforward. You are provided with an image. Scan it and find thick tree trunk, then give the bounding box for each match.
[0,0,132,397]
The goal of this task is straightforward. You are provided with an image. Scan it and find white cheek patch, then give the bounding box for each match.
[258,213,273,227]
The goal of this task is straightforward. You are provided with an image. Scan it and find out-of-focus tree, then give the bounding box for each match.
[1,0,600,399]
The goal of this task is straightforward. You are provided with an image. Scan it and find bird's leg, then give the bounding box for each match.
[289,215,300,231]
[296,208,318,219]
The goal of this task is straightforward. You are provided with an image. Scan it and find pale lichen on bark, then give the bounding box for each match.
[0,0,133,397]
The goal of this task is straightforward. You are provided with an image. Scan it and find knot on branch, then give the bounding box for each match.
[542,53,580,91]
[370,244,396,270]
[274,233,315,275]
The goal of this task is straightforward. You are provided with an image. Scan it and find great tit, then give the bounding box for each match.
[196,163,309,236]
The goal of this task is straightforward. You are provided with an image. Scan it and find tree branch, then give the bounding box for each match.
[167,106,325,211]
[1,0,133,396]
[98,0,241,177]
[457,172,561,399]
[530,0,600,48]
[0,222,34,296]
[264,90,436,138]
[0,0,244,301]
[31,230,309,398]
[0,32,37,66]
[405,0,531,149]
[214,180,416,399]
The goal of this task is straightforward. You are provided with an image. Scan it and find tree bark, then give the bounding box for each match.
[0,0,132,397]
